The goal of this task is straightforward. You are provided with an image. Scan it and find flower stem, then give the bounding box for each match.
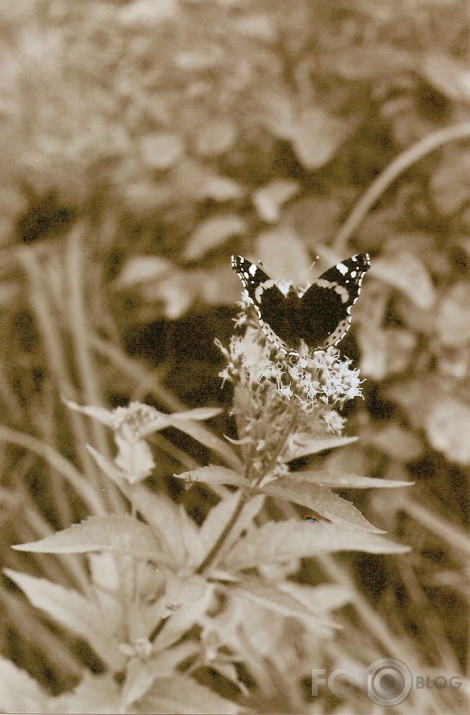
[195,491,248,575]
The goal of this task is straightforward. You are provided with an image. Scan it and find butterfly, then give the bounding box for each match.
[231,253,370,353]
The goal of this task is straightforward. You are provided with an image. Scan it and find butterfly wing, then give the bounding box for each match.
[232,253,370,352]
[231,255,292,351]
[297,253,370,349]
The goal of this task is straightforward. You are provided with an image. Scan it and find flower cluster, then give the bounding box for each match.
[217,310,363,482]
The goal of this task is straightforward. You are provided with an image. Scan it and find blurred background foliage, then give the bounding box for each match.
[0,0,469,710]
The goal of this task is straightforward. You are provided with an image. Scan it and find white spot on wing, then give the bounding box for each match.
[254,279,275,304]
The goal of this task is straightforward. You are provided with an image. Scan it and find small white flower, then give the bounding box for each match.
[278,384,294,399]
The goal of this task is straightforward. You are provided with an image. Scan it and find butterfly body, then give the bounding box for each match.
[231,254,370,353]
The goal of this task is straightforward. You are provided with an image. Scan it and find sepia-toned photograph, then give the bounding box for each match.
[0,1,468,713]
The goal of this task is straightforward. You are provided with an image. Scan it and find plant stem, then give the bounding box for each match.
[334,121,470,252]
[195,491,248,575]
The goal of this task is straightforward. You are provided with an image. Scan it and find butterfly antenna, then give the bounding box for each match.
[301,256,319,285]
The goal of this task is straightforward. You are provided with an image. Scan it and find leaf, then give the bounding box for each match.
[199,491,264,556]
[290,107,352,170]
[88,553,123,624]
[359,327,417,381]
[87,444,129,487]
[260,480,382,532]
[163,574,208,618]
[383,377,436,432]
[422,52,470,103]
[260,90,296,140]
[200,174,244,202]
[13,515,163,559]
[0,657,49,713]
[198,491,243,556]
[425,397,470,466]
[4,569,123,669]
[126,484,204,568]
[232,12,275,40]
[222,494,265,555]
[256,226,312,285]
[198,492,265,575]
[63,398,113,425]
[176,465,248,489]
[372,253,436,309]
[55,673,122,713]
[119,0,178,26]
[128,487,188,565]
[435,282,470,346]
[184,214,247,261]
[173,159,244,202]
[229,579,333,622]
[331,46,411,80]
[366,424,423,463]
[170,407,223,422]
[152,587,213,653]
[122,658,160,708]
[138,268,196,320]
[115,256,173,289]
[140,675,239,714]
[281,582,353,614]
[194,118,237,157]
[163,416,242,470]
[291,469,413,489]
[287,196,342,244]
[223,520,409,571]
[201,493,265,568]
[253,180,300,223]
[139,132,184,170]
[114,434,155,484]
[430,152,470,215]
[286,434,358,461]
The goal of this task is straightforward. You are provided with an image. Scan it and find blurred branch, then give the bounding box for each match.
[335,122,470,252]
[0,425,104,516]
[402,495,470,561]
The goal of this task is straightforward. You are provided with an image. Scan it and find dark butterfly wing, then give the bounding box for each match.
[232,253,370,353]
[231,255,291,351]
[296,254,370,349]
